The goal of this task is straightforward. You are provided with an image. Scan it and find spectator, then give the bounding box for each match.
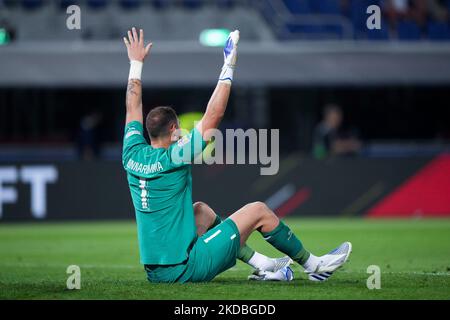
[77,110,103,160]
[383,0,426,28]
[312,104,361,159]
[384,0,410,23]
[0,17,16,43]
[427,0,449,22]
[410,0,429,26]
[383,0,448,29]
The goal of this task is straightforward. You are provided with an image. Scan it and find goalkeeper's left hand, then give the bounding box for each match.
[248,266,294,282]
[219,30,239,84]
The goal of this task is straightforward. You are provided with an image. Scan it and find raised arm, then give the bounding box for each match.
[196,30,239,140]
[123,27,152,125]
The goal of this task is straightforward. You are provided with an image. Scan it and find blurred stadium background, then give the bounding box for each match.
[0,0,450,221]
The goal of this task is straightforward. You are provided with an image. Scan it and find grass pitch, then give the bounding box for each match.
[0,218,449,300]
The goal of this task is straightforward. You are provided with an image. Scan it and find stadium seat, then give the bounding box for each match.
[87,0,108,9]
[3,0,19,8]
[288,24,325,38]
[324,24,344,39]
[310,0,342,14]
[397,20,422,40]
[366,21,390,40]
[150,0,169,10]
[81,1,116,40]
[119,0,142,10]
[59,0,80,10]
[15,1,78,41]
[283,0,311,14]
[259,0,279,34]
[21,0,43,10]
[217,0,236,9]
[349,0,380,39]
[285,24,341,40]
[427,21,450,41]
[183,0,203,10]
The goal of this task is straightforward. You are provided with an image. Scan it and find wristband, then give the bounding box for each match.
[129,60,143,80]
[219,64,234,85]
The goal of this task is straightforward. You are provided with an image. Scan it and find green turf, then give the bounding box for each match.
[0,218,449,300]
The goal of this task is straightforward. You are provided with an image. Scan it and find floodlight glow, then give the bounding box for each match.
[199,29,230,47]
[0,28,9,45]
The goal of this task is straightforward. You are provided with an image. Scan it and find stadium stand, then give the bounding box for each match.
[1,0,449,41]
[397,20,422,40]
[427,20,450,40]
[0,0,274,41]
[0,0,449,160]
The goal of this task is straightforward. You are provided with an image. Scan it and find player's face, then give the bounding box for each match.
[326,110,342,129]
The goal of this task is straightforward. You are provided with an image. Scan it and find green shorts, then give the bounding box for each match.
[145,218,241,283]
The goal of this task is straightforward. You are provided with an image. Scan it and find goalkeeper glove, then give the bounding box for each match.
[248,266,294,281]
[219,30,239,85]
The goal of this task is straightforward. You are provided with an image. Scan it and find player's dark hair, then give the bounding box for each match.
[145,106,178,140]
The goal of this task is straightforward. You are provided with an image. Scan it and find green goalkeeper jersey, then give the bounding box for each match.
[122,121,207,265]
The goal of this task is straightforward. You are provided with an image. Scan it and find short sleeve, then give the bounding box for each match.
[122,121,147,166]
[168,127,207,167]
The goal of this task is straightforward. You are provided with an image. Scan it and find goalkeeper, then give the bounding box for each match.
[122,28,351,283]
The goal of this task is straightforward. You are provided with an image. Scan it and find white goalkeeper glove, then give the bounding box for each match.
[248,266,294,281]
[218,30,239,85]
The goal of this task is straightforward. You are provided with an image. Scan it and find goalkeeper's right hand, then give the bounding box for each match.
[219,30,240,84]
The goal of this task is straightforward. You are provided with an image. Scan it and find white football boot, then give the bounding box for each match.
[305,242,352,282]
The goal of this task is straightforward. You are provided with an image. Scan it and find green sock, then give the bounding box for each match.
[209,214,255,263]
[260,220,310,265]
[237,244,255,263]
